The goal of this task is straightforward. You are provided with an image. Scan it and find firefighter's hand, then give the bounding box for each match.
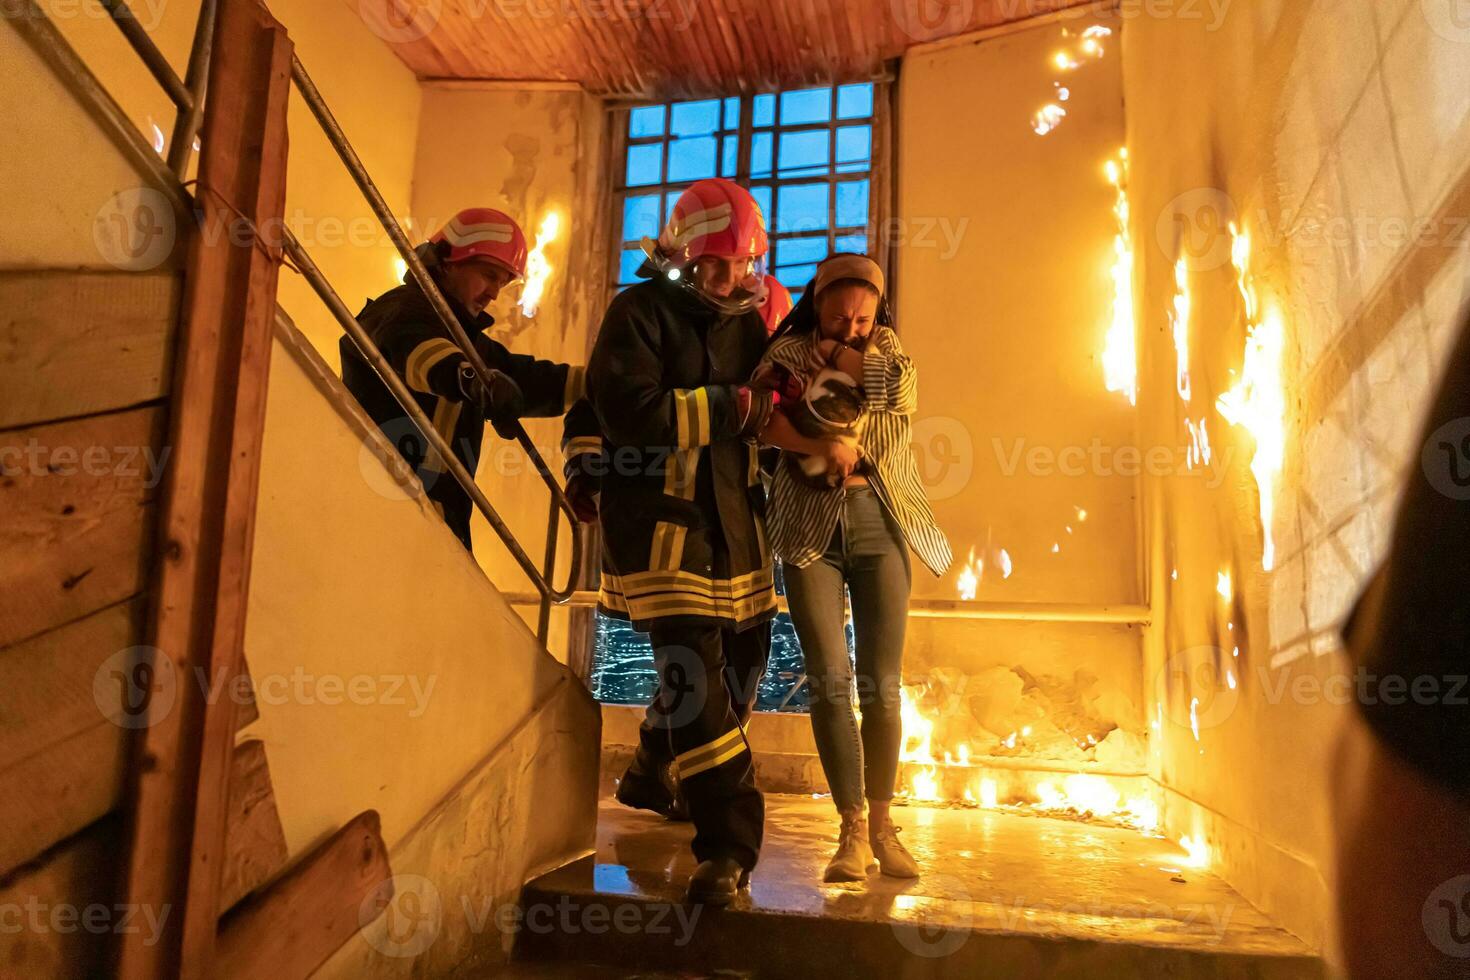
[565,474,600,524]
[749,362,805,409]
[461,367,526,438]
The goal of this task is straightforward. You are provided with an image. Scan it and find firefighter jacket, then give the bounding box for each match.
[580,276,777,633]
[340,275,585,550]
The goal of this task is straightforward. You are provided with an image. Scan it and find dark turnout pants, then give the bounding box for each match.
[640,620,771,871]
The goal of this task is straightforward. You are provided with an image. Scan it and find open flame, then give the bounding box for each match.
[1216,223,1287,570]
[1171,258,1193,402]
[1103,150,1137,405]
[519,211,561,318]
[956,549,981,601]
[1032,25,1112,137]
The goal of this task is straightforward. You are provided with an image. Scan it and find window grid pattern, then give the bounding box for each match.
[614,84,876,304]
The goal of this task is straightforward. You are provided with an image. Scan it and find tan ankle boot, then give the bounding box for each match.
[824,808,877,882]
[870,822,920,878]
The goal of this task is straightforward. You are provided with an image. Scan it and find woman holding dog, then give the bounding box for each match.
[753,253,953,883]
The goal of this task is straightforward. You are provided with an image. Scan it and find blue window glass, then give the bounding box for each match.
[753,93,776,127]
[776,263,819,288]
[622,194,661,242]
[836,179,869,228]
[837,83,874,120]
[780,86,831,125]
[670,99,720,137]
[778,130,829,176]
[629,104,665,138]
[667,136,717,182]
[665,189,683,218]
[751,185,773,227]
[723,96,740,130]
[835,233,869,254]
[836,125,871,171]
[751,131,773,178]
[776,183,829,235]
[625,142,662,187]
[775,235,829,267]
[618,247,646,285]
[721,136,738,178]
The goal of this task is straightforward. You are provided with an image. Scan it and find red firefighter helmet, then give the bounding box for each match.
[758,276,794,336]
[656,178,768,266]
[429,208,528,281]
[643,178,769,314]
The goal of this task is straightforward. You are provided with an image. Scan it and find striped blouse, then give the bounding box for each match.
[759,325,954,577]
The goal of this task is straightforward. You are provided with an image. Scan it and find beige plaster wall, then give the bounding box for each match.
[897,12,1138,607]
[892,14,1148,761]
[1125,0,1470,950]
[26,0,423,355]
[410,84,610,651]
[243,314,594,859]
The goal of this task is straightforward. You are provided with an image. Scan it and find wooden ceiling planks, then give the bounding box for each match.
[347,0,1104,98]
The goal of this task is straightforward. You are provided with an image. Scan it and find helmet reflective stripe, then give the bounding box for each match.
[443,220,515,246]
[661,207,736,253]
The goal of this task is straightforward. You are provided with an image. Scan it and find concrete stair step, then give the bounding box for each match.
[509,796,1324,980]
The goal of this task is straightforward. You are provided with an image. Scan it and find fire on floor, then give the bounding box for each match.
[506,796,1323,979]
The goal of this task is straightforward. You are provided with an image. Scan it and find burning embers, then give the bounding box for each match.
[891,673,1158,835]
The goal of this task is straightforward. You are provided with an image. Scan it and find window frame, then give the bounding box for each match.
[605,82,894,305]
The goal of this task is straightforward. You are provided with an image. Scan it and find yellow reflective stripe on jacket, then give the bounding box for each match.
[405,338,461,393]
[674,387,711,449]
[420,397,463,474]
[663,447,700,500]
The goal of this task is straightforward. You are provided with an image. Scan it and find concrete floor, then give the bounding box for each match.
[511,795,1324,979]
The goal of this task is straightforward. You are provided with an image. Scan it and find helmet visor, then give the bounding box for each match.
[641,239,768,316]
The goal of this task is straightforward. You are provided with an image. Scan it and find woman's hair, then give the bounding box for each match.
[767,268,892,346]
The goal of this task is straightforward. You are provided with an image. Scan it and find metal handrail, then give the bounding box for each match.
[28,0,582,639]
[286,53,583,627]
[281,228,571,608]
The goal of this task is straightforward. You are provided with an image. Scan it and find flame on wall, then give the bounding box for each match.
[1216,223,1287,571]
[519,211,561,318]
[1171,258,1193,403]
[1103,150,1138,405]
[1033,25,1112,137]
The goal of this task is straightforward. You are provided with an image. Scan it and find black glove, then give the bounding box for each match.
[565,474,600,524]
[460,366,525,439]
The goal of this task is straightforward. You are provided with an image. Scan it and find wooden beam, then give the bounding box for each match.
[0,600,142,877]
[115,0,292,976]
[216,740,288,916]
[214,811,393,980]
[0,406,166,650]
[0,271,181,433]
[0,817,123,978]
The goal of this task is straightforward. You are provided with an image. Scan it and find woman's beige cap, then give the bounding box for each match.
[813,253,884,298]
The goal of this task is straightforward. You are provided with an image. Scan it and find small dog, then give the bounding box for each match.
[783,366,867,489]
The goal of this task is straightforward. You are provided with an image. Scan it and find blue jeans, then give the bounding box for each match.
[783,487,911,810]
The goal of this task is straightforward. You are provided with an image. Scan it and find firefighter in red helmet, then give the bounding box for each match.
[573,178,781,904]
[757,275,795,337]
[342,208,586,550]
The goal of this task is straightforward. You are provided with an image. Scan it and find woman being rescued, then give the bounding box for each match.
[751,253,954,882]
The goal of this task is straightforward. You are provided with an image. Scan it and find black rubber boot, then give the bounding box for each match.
[615,747,690,821]
[685,857,750,906]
